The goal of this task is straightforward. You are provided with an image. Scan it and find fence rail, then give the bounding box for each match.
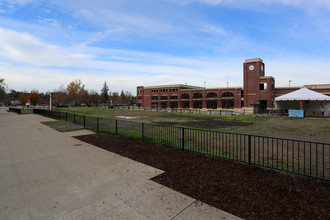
[117,105,239,115]
[33,108,330,180]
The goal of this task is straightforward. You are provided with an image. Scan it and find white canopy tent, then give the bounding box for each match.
[275,88,330,116]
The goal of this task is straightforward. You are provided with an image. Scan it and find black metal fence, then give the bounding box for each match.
[33,108,330,180]
[9,107,21,114]
[117,105,239,115]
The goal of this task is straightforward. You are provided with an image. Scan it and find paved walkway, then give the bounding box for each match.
[0,108,241,220]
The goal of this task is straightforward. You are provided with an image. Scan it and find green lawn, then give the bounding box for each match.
[55,107,270,123]
[21,109,33,114]
[54,107,330,142]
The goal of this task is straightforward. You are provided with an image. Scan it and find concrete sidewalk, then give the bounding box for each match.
[0,108,241,220]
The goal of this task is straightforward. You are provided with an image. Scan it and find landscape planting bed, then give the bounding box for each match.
[75,132,330,220]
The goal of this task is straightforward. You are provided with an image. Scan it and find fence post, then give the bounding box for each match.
[58,111,61,120]
[97,117,99,131]
[83,115,85,128]
[248,135,251,165]
[142,123,144,141]
[182,127,185,151]
[65,112,68,122]
[73,114,76,124]
[115,120,118,135]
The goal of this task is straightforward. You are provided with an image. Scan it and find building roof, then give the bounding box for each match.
[144,84,242,91]
[244,58,263,63]
[260,76,274,80]
[275,88,330,101]
[304,84,330,89]
[144,84,203,89]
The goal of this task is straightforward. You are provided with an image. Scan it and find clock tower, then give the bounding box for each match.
[243,58,265,107]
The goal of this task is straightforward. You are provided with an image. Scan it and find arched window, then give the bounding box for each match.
[222,92,234,97]
[207,92,217,98]
[152,95,158,100]
[193,93,202,98]
[161,95,168,100]
[181,93,190,99]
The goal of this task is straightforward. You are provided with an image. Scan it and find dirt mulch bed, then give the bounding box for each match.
[75,132,330,220]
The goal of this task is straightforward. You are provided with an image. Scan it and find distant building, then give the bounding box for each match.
[137,58,330,112]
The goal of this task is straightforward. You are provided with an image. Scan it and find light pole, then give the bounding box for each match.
[289,80,292,87]
[227,82,229,88]
[204,81,206,89]
[49,93,52,110]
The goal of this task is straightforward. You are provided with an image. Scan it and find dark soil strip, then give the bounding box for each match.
[75,132,330,220]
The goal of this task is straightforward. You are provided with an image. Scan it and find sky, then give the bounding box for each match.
[0,0,330,95]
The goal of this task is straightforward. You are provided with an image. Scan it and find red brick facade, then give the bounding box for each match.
[137,58,330,110]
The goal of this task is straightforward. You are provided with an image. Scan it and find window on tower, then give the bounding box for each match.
[259,83,267,90]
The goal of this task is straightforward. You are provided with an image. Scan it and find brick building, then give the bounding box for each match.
[137,58,330,111]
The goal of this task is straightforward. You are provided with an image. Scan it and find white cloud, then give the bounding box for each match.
[38,18,61,27]
[266,59,330,87]
[201,24,231,37]
[1,49,330,95]
[73,8,175,35]
[272,0,330,11]
[5,0,42,7]
[164,0,330,11]
[0,12,329,95]
[0,28,72,66]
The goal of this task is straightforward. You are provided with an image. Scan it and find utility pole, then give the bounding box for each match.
[49,93,52,110]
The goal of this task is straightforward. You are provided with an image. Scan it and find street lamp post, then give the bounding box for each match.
[49,93,52,110]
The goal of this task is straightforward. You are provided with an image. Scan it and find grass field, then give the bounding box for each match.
[21,109,33,114]
[55,107,330,142]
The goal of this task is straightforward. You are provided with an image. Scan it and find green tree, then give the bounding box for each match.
[112,92,119,105]
[100,81,109,103]
[0,78,7,101]
[120,90,125,104]
[9,89,19,100]
[125,91,132,104]
[39,92,50,104]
